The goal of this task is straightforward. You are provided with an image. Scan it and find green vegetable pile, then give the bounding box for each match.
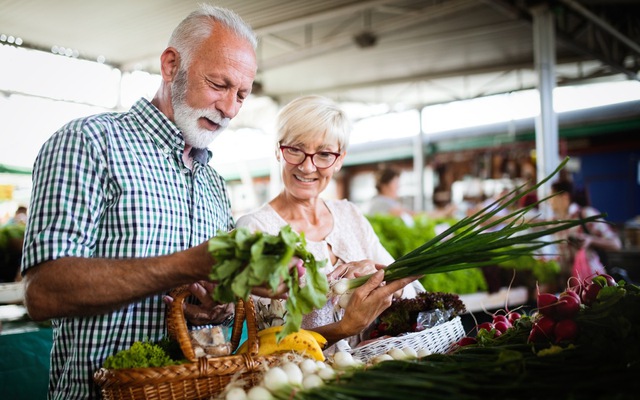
[367,214,488,294]
[103,339,183,369]
[294,280,640,399]
[208,225,328,340]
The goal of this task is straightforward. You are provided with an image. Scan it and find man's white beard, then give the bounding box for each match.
[173,100,229,149]
[171,67,230,149]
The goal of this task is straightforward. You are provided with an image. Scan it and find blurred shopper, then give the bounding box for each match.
[236,95,422,351]
[368,166,415,225]
[549,180,621,288]
[368,166,455,226]
[20,6,286,399]
[0,207,26,282]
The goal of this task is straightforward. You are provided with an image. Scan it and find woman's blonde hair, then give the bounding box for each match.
[275,95,351,152]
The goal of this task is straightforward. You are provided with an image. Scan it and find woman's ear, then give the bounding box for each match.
[333,152,346,172]
[275,147,281,162]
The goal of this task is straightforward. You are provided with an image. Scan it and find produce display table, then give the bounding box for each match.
[0,313,52,400]
[458,286,528,314]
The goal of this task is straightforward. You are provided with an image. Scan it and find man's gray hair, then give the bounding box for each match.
[168,3,257,68]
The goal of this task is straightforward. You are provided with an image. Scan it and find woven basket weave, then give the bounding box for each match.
[348,316,465,362]
[94,286,278,400]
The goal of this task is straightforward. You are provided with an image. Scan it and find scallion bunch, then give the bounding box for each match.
[333,157,603,295]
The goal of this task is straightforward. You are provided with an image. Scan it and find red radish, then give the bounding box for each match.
[560,290,580,303]
[581,283,602,306]
[537,293,559,317]
[477,322,494,333]
[493,320,510,334]
[600,273,617,286]
[528,316,557,343]
[535,316,556,340]
[554,319,578,343]
[528,325,545,343]
[593,273,617,288]
[507,312,522,324]
[492,315,511,328]
[555,293,581,320]
[456,337,477,347]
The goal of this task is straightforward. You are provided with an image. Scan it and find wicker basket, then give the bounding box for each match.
[348,316,465,363]
[94,286,278,400]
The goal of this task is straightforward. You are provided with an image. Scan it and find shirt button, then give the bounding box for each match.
[163,148,170,154]
[183,168,190,174]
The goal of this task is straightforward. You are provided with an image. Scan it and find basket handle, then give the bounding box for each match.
[166,286,262,362]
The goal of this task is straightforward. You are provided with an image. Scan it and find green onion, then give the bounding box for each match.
[339,157,603,292]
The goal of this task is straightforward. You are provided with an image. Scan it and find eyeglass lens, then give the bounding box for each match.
[281,147,338,168]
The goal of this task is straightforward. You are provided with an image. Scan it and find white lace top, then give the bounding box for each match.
[235,199,400,333]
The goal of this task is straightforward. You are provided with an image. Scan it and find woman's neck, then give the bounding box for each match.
[270,193,332,241]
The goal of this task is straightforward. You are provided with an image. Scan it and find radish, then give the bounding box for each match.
[555,292,581,320]
[477,322,494,333]
[554,319,578,343]
[507,312,521,324]
[492,314,511,327]
[529,316,556,343]
[537,293,559,317]
[581,282,602,306]
[597,273,617,287]
[455,337,477,347]
[493,320,510,334]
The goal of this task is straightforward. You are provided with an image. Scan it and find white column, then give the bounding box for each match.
[413,119,426,212]
[532,4,560,218]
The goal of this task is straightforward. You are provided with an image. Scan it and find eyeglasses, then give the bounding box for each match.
[279,145,341,169]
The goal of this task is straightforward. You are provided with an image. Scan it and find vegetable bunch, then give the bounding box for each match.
[103,340,181,369]
[291,278,640,400]
[208,226,328,340]
[332,157,603,296]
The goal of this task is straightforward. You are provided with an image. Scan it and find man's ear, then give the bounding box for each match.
[160,47,180,82]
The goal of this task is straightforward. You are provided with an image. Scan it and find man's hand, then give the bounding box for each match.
[249,257,306,299]
[164,281,234,326]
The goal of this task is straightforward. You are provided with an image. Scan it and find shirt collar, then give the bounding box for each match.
[130,98,212,165]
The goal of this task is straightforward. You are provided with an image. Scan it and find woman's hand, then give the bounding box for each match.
[337,270,418,337]
[328,259,379,280]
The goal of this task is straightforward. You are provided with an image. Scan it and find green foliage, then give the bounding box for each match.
[103,340,180,369]
[0,223,25,250]
[419,269,488,294]
[497,255,560,284]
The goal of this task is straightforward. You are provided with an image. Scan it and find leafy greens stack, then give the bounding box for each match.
[208,225,328,340]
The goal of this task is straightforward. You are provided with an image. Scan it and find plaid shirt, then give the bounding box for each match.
[21,98,234,399]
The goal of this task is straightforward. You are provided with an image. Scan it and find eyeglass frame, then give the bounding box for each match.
[278,144,342,169]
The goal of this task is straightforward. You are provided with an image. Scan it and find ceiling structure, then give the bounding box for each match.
[1,0,639,111]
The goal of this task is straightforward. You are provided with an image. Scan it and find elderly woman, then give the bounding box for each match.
[236,95,421,351]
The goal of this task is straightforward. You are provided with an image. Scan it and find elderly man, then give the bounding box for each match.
[21,5,274,399]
